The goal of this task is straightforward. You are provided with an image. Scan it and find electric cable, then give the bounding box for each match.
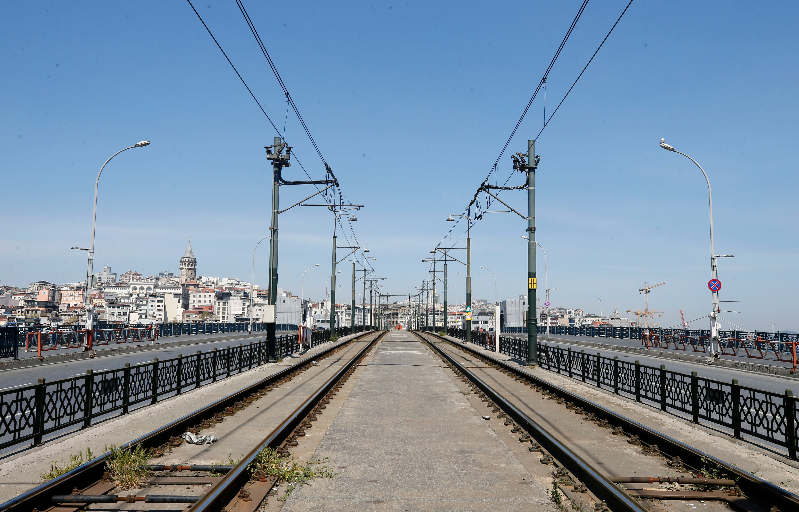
[534,0,636,140]
[434,0,635,253]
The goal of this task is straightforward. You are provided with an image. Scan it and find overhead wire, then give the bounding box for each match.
[186,0,374,270]
[433,0,635,256]
[534,0,636,140]
[233,0,377,270]
[433,0,592,250]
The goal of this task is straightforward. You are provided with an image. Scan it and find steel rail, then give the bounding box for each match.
[1,330,379,512]
[414,331,646,512]
[428,331,799,512]
[188,330,386,511]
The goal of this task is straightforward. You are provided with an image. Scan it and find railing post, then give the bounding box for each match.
[613,357,619,394]
[212,348,218,382]
[635,360,641,402]
[195,351,202,389]
[567,347,572,378]
[33,378,46,445]
[83,369,94,428]
[659,364,667,412]
[226,346,232,378]
[151,358,159,405]
[691,371,699,423]
[238,344,243,373]
[786,389,796,460]
[580,350,586,382]
[122,363,130,414]
[248,342,254,370]
[177,354,183,395]
[595,352,601,389]
[731,379,741,439]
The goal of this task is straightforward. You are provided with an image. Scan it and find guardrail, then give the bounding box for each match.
[443,328,799,460]
[0,330,332,452]
[1,323,305,358]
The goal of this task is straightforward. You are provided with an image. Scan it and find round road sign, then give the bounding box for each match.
[708,279,721,292]
[544,301,550,307]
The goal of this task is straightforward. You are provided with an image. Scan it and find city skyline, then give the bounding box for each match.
[1,1,796,332]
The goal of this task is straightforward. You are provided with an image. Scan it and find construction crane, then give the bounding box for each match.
[680,310,689,330]
[626,281,666,329]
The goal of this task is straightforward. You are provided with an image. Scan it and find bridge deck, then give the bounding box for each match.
[281,330,552,511]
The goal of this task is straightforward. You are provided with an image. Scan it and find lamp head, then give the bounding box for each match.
[446,215,455,222]
[135,141,150,148]
[521,235,529,240]
[349,215,357,221]
[363,248,369,252]
[659,138,675,152]
[314,263,320,267]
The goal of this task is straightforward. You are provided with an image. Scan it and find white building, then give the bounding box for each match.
[95,266,117,284]
[501,295,528,329]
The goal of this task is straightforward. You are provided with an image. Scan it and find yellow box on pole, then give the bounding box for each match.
[528,278,537,289]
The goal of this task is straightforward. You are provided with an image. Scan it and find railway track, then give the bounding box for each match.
[414,330,799,512]
[1,330,386,512]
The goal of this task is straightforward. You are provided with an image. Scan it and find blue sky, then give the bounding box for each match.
[1,1,797,332]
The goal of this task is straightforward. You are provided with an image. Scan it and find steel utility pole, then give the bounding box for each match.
[328,208,362,340]
[443,253,448,335]
[526,140,539,365]
[351,260,356,333]
[267,137,287,362]
[266,137,336,361]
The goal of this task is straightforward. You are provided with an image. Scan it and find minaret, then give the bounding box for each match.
[179,238,197,284]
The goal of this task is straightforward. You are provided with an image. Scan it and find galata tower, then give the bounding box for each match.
[179,238,197,284]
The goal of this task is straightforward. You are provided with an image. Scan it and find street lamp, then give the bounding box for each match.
[480,265,501,351]
[251,235,270,333]
[660,138,732,357]
[83,141,150,345]
[301,263,320,328]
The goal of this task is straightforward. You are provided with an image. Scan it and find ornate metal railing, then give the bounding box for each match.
[503,325,799,357]
[536,344,798,459]
[0,331,332,452]
[444,328,798,459]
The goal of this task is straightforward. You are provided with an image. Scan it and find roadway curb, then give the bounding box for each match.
[0,332,270,373]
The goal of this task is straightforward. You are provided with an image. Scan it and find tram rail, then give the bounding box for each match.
[415,330,799,512]
[1,330,385,512]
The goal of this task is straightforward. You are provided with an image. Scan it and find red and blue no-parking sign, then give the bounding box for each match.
[544,301,550,307]
[708,279,722,291]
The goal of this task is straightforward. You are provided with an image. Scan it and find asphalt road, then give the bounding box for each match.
[0,331,293,391]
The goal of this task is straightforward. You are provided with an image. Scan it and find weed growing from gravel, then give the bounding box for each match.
[549,480,569,511]
[40,448,95,481]
[104,444,151,489]
[247,448,335,500]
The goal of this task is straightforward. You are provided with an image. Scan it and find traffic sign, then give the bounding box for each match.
[708,279,721,292]
[544,301,550,307]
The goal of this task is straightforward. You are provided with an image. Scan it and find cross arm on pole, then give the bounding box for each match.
[481,189,529,220]
[277,185,336,214]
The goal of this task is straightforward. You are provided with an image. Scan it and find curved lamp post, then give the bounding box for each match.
[84,141,150,339]
[301,263,320,328]
[480,265,501,351]
[251,235,270,333]
[660,138,732,356]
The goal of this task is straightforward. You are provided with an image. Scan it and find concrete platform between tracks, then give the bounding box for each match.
[282,330,553,511]
[0,333,363,505]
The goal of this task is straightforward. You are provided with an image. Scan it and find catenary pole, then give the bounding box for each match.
[527,140,538,365]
